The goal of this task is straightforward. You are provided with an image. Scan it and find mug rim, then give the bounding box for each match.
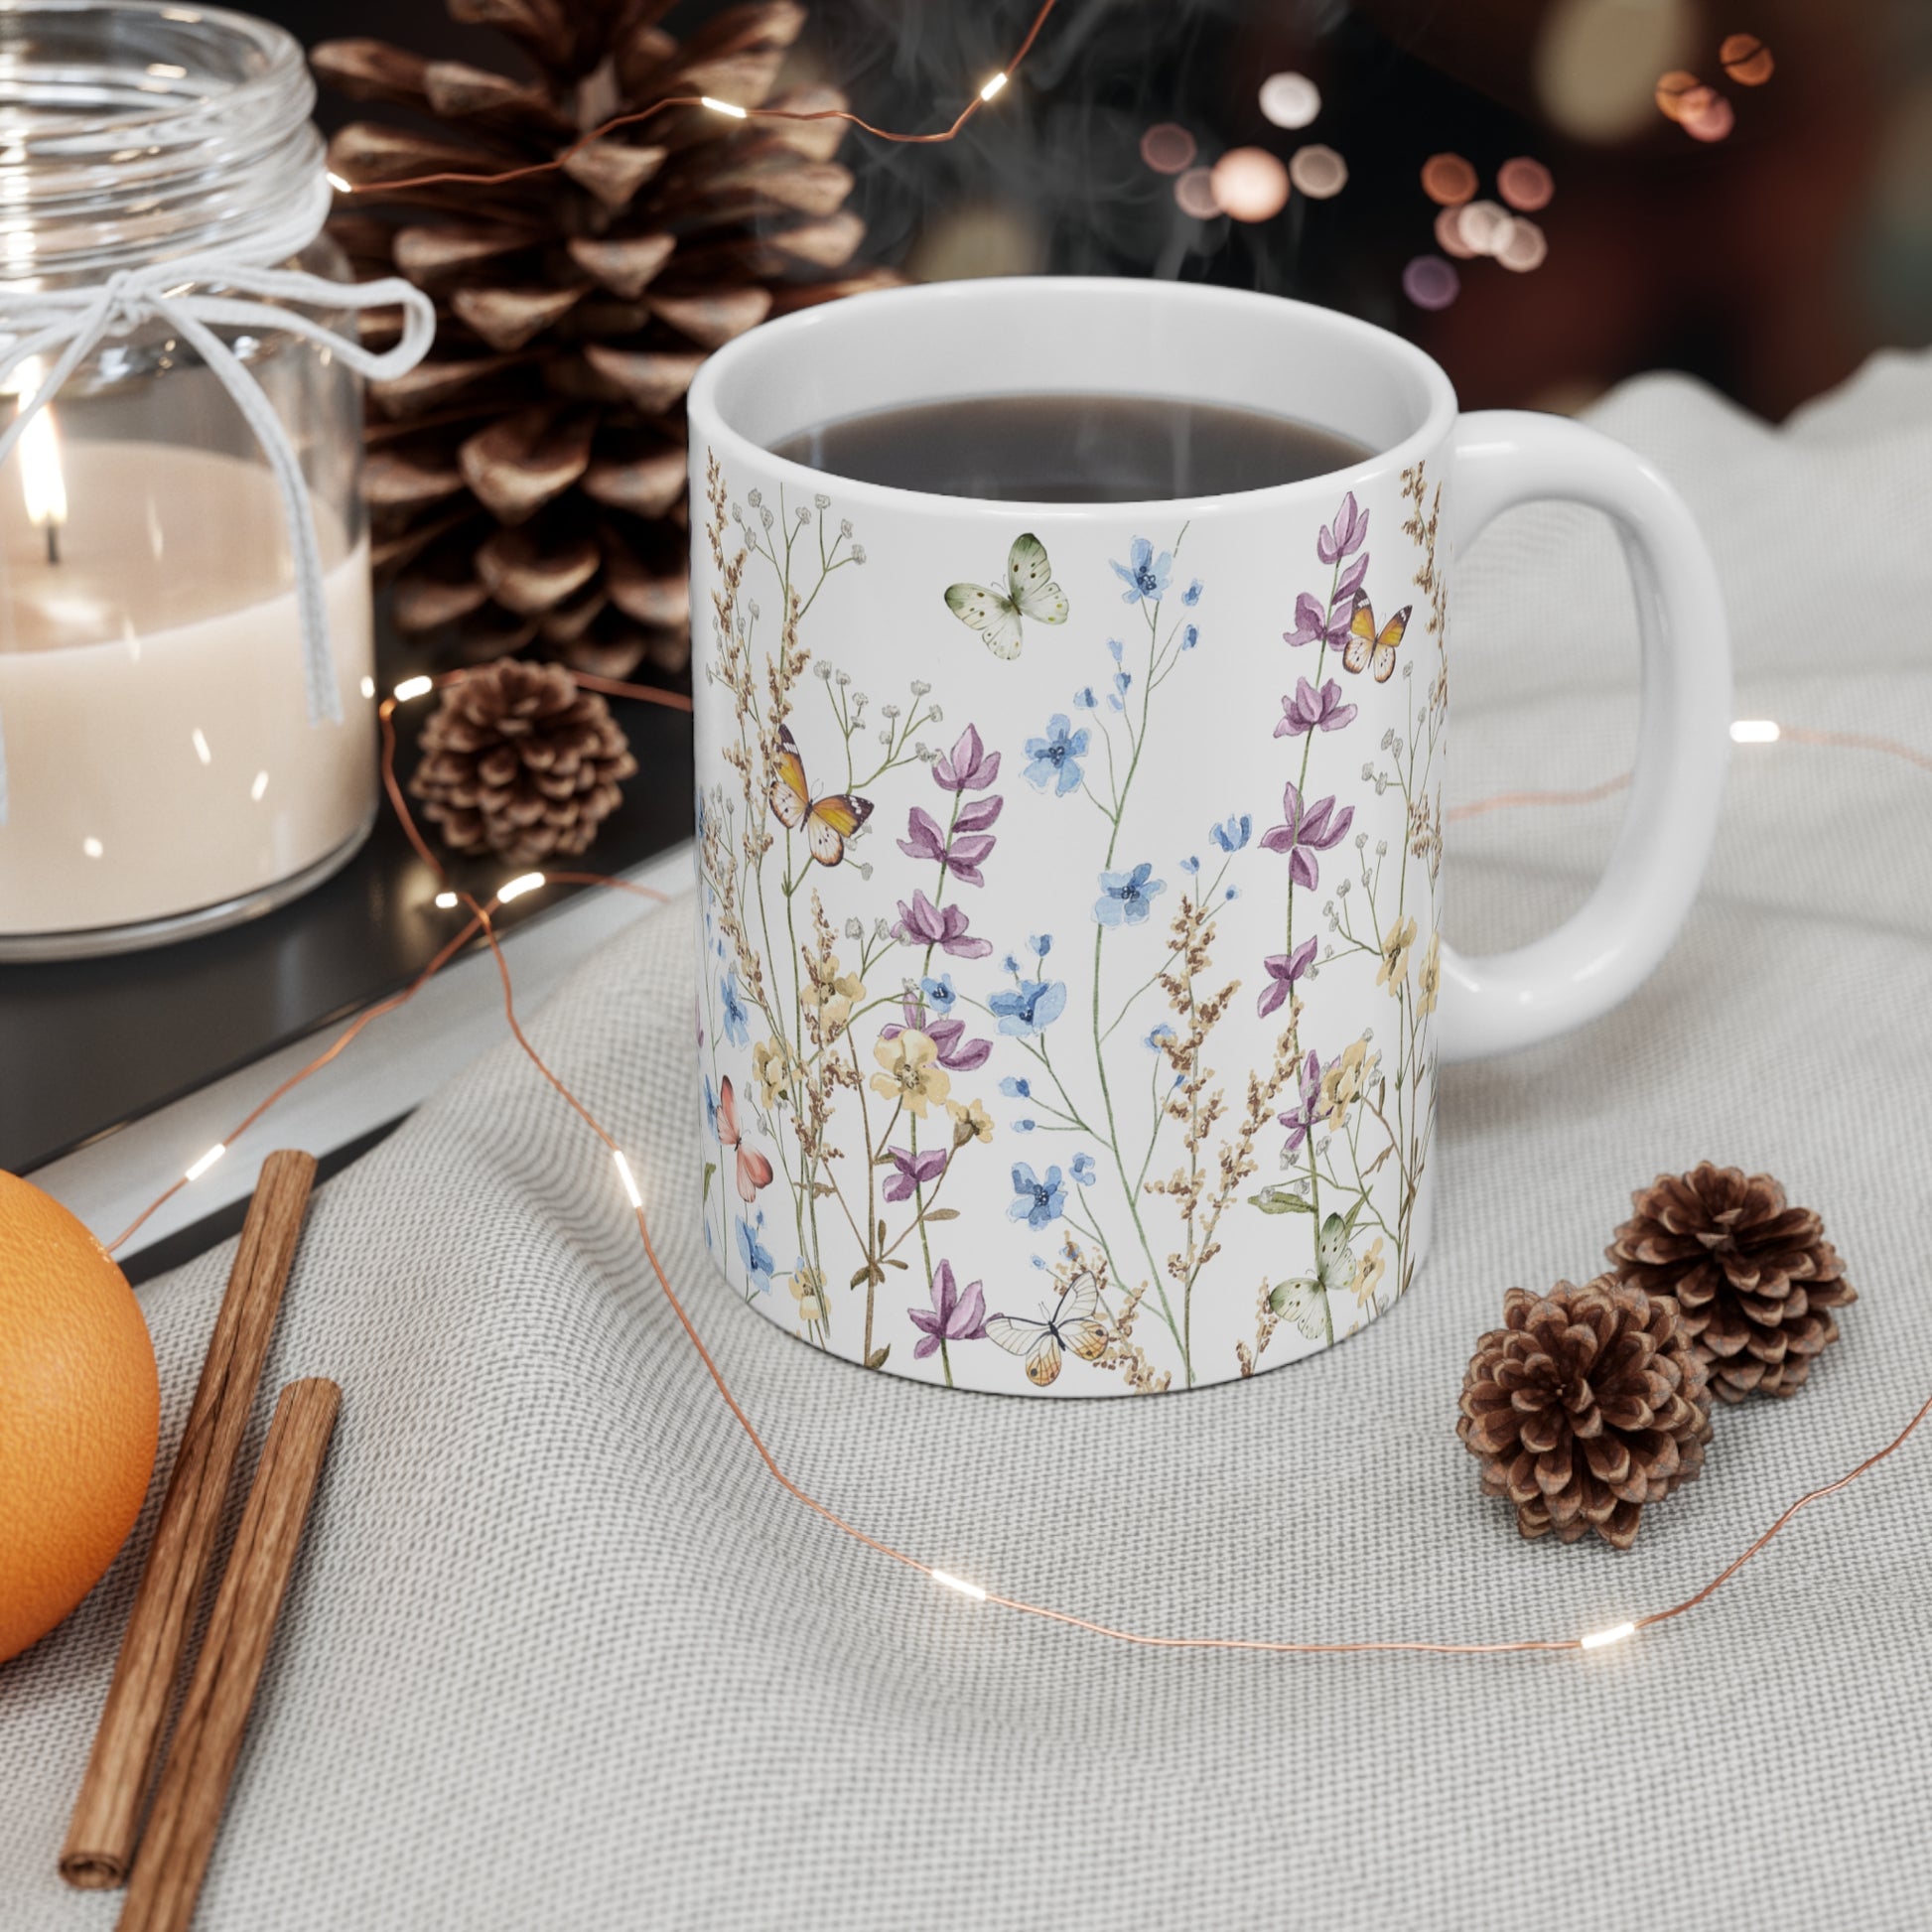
[688,276,1460,519]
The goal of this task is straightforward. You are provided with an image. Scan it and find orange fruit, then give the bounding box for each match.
[0,1172,159,1664]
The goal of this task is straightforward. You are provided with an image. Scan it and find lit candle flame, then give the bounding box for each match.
[12,357,67,564]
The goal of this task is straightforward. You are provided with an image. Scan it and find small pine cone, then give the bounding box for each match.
[1605,1164,1857,1403]
[1458,1278,1713,1550]
[409,660,637,867]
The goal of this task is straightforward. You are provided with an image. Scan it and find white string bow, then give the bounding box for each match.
[0,193,436,826]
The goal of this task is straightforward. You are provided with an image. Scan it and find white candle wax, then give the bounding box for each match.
[0,440,375,938]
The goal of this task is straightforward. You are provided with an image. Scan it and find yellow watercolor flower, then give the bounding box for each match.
[1417,931,1441,1016]
[1319,1036,1369,1131]
[788,1263,827,1326]
[870,1029,950,1118]
[947,1097,994,1146]
[1376,915,1419,996]
[801,955,866,1034]
[1351,1236,1386,1308]
[753,1035,799,1109]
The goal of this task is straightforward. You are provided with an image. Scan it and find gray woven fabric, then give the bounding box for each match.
[5,356,1931,1931]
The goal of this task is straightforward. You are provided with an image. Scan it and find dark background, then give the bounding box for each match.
[275,0,1932,423]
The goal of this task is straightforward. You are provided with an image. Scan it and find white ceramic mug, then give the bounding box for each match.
[686,278,1728,1396]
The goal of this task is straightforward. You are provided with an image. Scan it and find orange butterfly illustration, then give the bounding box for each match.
[717,1075,774,1202]
[1342,598,1410,682]
[767,723,874,866]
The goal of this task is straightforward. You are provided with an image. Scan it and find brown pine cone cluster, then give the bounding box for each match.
[1605,1164,1857,1403]
[315,0,893,683]
[409,660,636,865]
[1458,1279,1713,1549]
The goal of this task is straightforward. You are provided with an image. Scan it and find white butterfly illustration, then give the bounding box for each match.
[986,1270,1106,1388]
[943,532,1069,660]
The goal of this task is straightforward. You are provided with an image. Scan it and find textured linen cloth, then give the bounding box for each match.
[4,353,1931,1932]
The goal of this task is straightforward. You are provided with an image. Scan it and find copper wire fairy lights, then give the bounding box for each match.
[336,0,1065,197]
[96,663,1932,1665]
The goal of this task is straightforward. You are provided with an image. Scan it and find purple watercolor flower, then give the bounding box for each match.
[895,890,993,959]
[1315,491,1368,566]
[1275,677,1358,739]
[1277,1049,1324,1154]
[1335,552,1370,601]
[1258,937,1318,1018]
[1259,781,1353,893]
[883,997,993,1072]
[884,1144,949,1203]
[1283,591,1358,651]
[897,799,1002,888]
[933,724,1001,793]
[908,1260,988,1359]
[897,805,947,866]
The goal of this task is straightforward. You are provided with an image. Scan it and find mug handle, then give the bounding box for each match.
[1437,410,1731,1063]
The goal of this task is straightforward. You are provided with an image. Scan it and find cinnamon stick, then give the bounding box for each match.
[117,1380,342,1932]
[62,1150,318,1889]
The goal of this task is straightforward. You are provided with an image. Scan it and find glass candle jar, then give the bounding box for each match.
[0,1,378,958]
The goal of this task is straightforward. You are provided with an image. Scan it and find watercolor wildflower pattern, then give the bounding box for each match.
[695,450,1445,1392]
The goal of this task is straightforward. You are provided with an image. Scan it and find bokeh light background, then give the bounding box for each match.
[284,0,1932,419]
[796,0,1932,420]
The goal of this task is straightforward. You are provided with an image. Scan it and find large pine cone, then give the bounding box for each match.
[1605,1163,1856,1403]
[314,0,893,683]
[409,659,637,865]
[1458,1279,1713,1550]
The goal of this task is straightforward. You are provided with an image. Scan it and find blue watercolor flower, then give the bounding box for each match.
[1210,813,1252,853]
[990,977,1069,1037]
[1145,1024,1175,1050]
[1182,578,1203,607]
[1073,685,1099,709]
[1094,862,1166,927]
[1110,536,1173,605]
[1009,1162,1067,1228]
[1180,855,1200,875]
[702,1073,721,1140]
[1000,1075,1033,1099]
[735,1211,775,1293]
[1106,638,1125,665]
[1070,1153,1097,1186]
[1030,932,1052,958]
[1180,623,1199,651]
[1024,714,1090,797]
[920,973,957,1015]
[1013,1118,1036,1133]
[720,970,751,1047]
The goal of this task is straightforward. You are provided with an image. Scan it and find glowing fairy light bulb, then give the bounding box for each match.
[393,674,434,702]
[614,1150,644,1208]
[184,1143,227,1182]
[1580,1621,1636,1651]
[497,871,546,902]
[979,71,1008,101]
[701,95,748,118]
[931,1570,989,1601]
[1730,719,1781,743]
[326,170,352,194]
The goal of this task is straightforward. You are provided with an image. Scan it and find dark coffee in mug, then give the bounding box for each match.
[770,393,1370,502]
